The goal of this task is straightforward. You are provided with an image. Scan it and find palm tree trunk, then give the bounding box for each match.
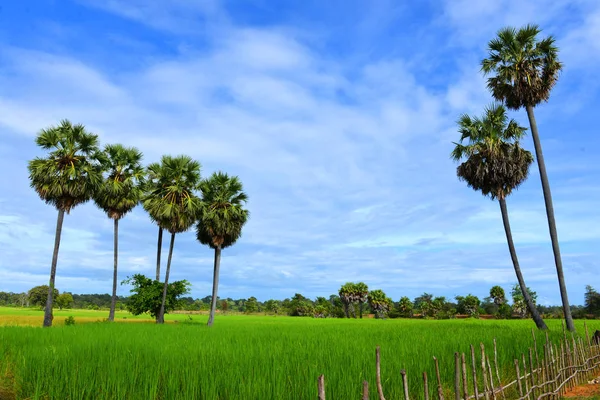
[499,197,547,330]
[157,232,175,324]
[359,302,364,318]
[156,227,163,281]
[343,302,349,318]
[43,209,65,327]
[108,218,119,322]
[525,105,574,332]
[207,246,222,327]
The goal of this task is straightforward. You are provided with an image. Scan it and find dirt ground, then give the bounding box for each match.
[563,377,600,399]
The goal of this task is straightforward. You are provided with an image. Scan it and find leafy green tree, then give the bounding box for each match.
[123,274,190,318]
[314,296,332,318]
[28,120,103,327]
[367,289,392,319]
[55,293,74,310]
[414,293,433,317]
[482,25,573,331]
[397,296,414,318]
[28,285,59,309]
[220,300,229,313]
[264,299,281,315]
[143,155,202,323]
[328,295,346,318]
[451,104,547,330]
[489,286,506,305]
[245,297,258,313]
[456,294,481,318]
[355,282,369,318]
[287,293,314,316]
[511,284,538,318]
[584,285,600,317]
[196,172,249,327]
[94,144,144,322]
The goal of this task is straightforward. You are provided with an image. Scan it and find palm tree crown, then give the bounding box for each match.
[451,104,533,200]
[143,155,202,234]
[28,119,104,213]
[196,172,249,249]
[481,24,562,109]
[95,144,145,219]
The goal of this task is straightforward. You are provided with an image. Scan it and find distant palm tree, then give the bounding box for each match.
[339,283,357,318]
[143,155,202,324]
[94,144,144,322]
[196,172,249,327]
[355,282,369,318]
[28,120,103,327]
[481,25,573,331]
[451,104,547,330]
[368,289,392,319]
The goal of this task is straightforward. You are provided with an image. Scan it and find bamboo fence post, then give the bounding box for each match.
[528,348,536,399]
[401,369,410,400]
[362,381,369,400]
[561,320,566,343]
[376,347,386,400]
[481,344,490,400]
[584,320,590,347]
[486,356,496,400]
[553,343,560,398]
[461,353,469,400]
[493,339,504,400]
[423,372,429,400]
[565,338,573,389]
[571,334,579,386]
[542,343,549,396]
[455,353,461,400]
[514,359,524,398]
[470,345,479,400]
[521,354,529,399]
[531,329,541,385]
[318,374,325,400]
[434,356,444,400]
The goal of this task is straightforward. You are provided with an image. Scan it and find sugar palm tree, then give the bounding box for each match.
[339,282,357,318]
[355,282,369,318]
[28,119,103,327]
[143,155,202,323]
[94,144,144,322]
[196,172,249,327]
[451,104,547,330]
[481,25,573,331]
[368,289,392,319]
[144,163,166,281]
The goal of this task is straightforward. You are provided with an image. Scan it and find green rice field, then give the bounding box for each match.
[0,308,598,399]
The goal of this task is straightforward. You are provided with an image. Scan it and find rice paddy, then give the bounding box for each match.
[1,308,598,400]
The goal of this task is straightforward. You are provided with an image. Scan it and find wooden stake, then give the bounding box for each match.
[423,372,429,400]
[362,381,369,400]
[514,359,523,398]
[461,353,469,400]
[401,369,410,400]
[486,356,496,400]
[434,356,444,400]
[470,345,479,400]
[318,374,325,400]
[528,348,536,399]
[481,344,490,400]
[521,354,529,399]
[493,339,504,400]
[455,353,461,400]
[376,346,386,400]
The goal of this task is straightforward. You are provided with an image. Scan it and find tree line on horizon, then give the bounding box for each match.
[28,124,249,328]
[451,24,576,331]
[2,284,599,321]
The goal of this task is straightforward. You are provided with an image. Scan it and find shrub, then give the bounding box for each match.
[64,316,76,326]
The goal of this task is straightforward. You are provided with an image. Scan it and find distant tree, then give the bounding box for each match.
[456,294,481,318]
[511,284,538,318]
[94,144,144,322]
[490,286,506,305]
[584,285,600,317]
[339,283,358,318]
[28,285,59,309]
[55,293,74,310]
[367,289,393,319]
[245,297,258,313]
[414,293,434,317]
[264,299,280,315]
[328,295,346,318]
[482,25,574,331]
[123,274,190,318]
[288,293,314,316]
[28,120,104,327]
[220,300,229,313]
[397,296,414,318]
[196,172,249,327]
[144,155,202,324]
[355,282,369,318]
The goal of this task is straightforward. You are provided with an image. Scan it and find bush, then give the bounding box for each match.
[64,316,76,326]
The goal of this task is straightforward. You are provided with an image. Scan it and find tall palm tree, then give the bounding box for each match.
[481,25,574,331]
[339,282,357,318]
[28,119,103,327]
[196,172,249,327]
[94,144,144,322]
[143,163,166,281]
[451,104,547,330]
[143,155,202,324]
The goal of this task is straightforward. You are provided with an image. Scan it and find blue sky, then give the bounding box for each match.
[0,0,599,305]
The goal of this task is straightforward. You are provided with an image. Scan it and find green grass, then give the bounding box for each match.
[1,309,599,400]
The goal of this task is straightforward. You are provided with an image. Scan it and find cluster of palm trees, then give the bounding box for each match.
[339,282,392,319]
[28,121,249,327]
[452,25,574,331]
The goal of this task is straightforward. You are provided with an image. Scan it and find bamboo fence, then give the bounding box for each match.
[317,321,600,400]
